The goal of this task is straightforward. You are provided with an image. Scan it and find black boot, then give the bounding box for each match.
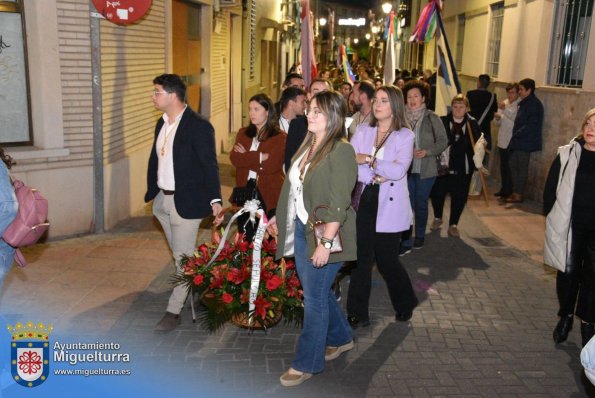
[553,315,573,344]
[582,322,595,347]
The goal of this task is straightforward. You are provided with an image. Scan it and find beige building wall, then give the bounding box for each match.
[9,0,240,238]
[99,1,166,230]
[10,0,93,237]
[242,0,283,120]
[432,0,595,201]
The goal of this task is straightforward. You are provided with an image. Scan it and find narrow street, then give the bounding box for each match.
[0,158,592,397]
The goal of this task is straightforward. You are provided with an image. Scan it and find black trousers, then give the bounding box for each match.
[557,226,595,323]
[498,147,513,197]
[346,185,418,321]
[430,173,473,226]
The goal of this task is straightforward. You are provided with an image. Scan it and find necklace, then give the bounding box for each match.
[375,127,390,150]
[299,135,317,182]
[160,119,180,157]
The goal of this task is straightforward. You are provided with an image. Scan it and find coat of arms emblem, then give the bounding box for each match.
[7,321,53,387]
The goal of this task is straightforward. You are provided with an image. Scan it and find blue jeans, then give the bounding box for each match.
[0,240,15,289]
[402,173,436,245]
[0,164,17,289]
[292,219,353,374]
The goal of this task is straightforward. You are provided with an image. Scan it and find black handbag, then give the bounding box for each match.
[351,181,365,211]
[230,178,265,210]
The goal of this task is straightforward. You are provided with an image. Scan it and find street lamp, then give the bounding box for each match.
[354,38,359,44]
[382,2,393,14]
[371,25,380,34]
[365,33,371,40]
[319,17,327,26]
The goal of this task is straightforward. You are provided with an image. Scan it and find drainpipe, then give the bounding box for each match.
[90,8,104,234]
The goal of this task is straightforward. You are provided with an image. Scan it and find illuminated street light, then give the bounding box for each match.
[365,33,371,40]
[371,25,380,34]
[319,17,327,26]
[354,38,359,44]
[382,2,393,14]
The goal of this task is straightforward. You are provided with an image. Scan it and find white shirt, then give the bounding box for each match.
[496,98,520,149]
[288,151,310,224]
[279,116,291,133]
[156,106,186,191]
[247,137,261,180]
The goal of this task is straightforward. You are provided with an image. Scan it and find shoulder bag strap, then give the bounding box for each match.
[478,93,495,126]
[370,129,393,165]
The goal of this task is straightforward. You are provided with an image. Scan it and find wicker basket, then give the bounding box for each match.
[210,206,287,330]
[230,309,283,329]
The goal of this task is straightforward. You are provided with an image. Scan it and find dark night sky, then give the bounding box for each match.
[322,0,378,10]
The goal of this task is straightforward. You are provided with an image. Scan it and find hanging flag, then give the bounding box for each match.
[410,0,460,116]
[337,44,356,86]
[301,0,317,88]
[327,10,335,57]
[383,11,397,85]
[433,10,461,116]
[409,0,442,43]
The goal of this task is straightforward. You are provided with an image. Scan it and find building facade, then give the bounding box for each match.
[1,0,246,237]
[418,0,595,201]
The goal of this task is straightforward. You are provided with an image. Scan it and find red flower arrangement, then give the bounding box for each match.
[175,231,304,332]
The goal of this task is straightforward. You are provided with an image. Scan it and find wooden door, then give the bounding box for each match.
[172,0,201,112]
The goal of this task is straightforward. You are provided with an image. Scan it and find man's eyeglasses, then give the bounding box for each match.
[371,98,390,105]
[152,90,170,96]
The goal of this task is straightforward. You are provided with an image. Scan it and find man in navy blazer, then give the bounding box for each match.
[145,74,223,332]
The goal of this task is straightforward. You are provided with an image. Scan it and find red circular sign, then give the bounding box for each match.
[92,0,152,25]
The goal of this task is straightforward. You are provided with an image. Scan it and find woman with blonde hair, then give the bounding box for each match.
[267,91,357,386]
[430,94,481,238]
[346,85,418,328]
[545,108,595,347]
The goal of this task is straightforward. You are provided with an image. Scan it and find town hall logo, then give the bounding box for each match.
[7,321,53,387]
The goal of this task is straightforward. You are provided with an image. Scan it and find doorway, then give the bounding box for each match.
[172,0,202,112]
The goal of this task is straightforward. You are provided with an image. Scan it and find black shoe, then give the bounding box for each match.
[582,322,595,347]
[494,191,504,197]
[398,245,412,256]
[395,310,413,322]
[154,312,181,333]
[347,315,370,329]
[553,315,573,344]
[413,238,424,249]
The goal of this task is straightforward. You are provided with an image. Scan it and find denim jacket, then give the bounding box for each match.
[0,161,18,235]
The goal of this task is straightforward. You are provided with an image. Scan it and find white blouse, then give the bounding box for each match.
[287,151,310,224]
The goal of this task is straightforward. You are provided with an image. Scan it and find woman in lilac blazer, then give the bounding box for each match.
[346,85,419,328]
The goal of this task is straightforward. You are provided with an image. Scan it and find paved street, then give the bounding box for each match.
[1,161,593,397]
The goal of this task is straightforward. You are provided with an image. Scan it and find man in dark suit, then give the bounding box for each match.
[145,74,223,332]
[466,74,498,149]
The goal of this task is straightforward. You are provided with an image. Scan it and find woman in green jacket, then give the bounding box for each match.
[267,91,357,387]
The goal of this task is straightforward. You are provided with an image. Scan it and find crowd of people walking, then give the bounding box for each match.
[3,64,591,388]
[140,69,585,387]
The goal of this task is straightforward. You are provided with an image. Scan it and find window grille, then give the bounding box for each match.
[548,0,593,87]
[455,14,465,70]
[486,2,504,78]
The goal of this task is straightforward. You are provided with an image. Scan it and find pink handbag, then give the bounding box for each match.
[2,179,50,267]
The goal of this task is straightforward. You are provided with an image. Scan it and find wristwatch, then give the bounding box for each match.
[365,155,372,164]
[320,238,333,250]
